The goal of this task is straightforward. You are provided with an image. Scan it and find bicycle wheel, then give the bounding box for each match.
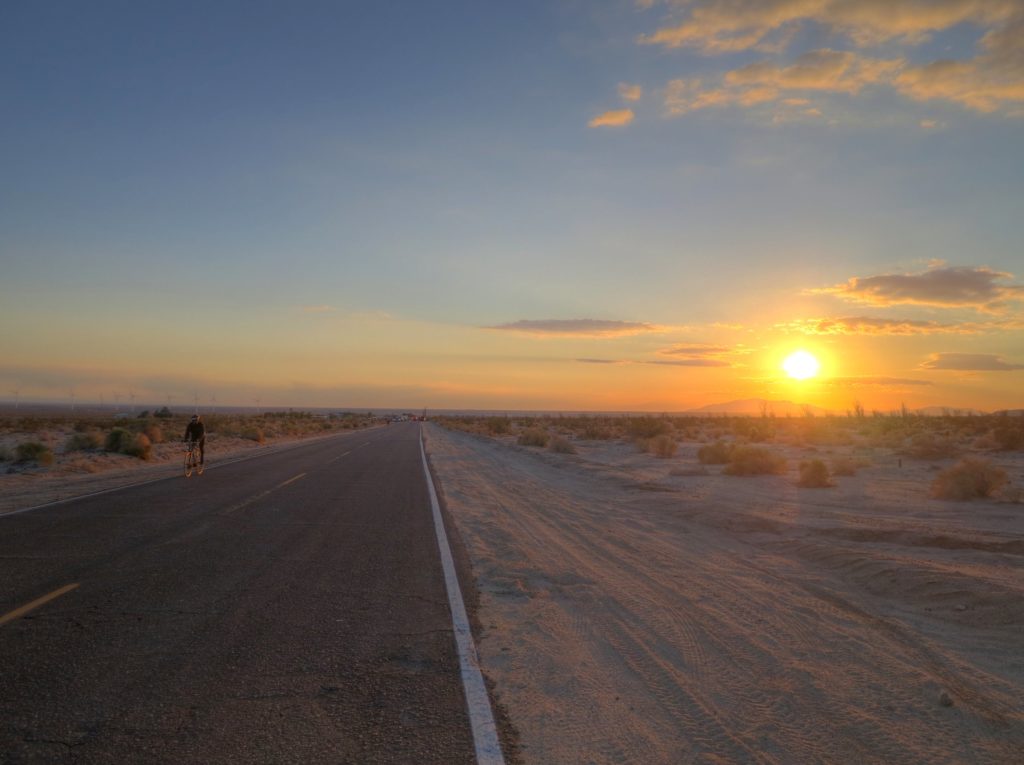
[196,457,204,476]
[184,449,193,477]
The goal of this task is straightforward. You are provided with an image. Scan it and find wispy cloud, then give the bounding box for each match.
[487,319,663,337]
[808,266,1024,313]
[588,108,635,127]
[659,344,734,356]
[920,352,1024,371]
[639,1,1018,53]
[825,376,933,388]
[574,358,730,367]
[618,83,644,102]
[636,1,1024,117]
[779,316,982,335]
[300,304,337,313]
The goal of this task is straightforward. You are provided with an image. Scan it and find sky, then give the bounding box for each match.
[2,0,1023,413]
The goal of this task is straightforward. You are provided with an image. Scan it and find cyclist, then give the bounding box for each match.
[183,414,206,466]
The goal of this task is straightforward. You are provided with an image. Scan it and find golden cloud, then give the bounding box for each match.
[779,316,982,335]
[588,109,635,127]
[809,266,1024,313]
[640,1,1024,115]
[920,352,1024,371]
[487,319,663,337]
[640,1,1019,53]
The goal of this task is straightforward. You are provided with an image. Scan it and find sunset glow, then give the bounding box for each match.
[0,3,1021,414]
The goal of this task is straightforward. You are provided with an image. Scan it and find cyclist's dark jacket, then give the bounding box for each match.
[184,421,206,442]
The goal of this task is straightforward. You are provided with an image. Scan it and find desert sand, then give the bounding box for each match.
[425,423,1023,764]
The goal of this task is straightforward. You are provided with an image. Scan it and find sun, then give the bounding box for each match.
[783,350,820,380]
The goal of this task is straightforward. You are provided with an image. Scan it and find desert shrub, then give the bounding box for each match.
[930,458,1008,501]
[15,441,54,466]
[906,432,959,460]
[122,433,153,460]
[697,441,733,465]
[517,428,549,448]
[648,434,678,459]
[0,445,12,462]
[626,417,670,440]
[144,423,165,444]
[581,423,615,440]
[725,446,788,476]
[993,425,1024,451]
[549,436,577,454]
[485,417,512,436]
[66,430,104,451]
[242,427,266,444]
[105,427,134,453]
[154,406,173,419]
[797,459,833,488]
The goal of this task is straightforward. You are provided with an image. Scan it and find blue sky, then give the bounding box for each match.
[3,1,1023,411]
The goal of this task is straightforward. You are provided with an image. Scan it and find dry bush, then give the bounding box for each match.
[626,417,670,440]
[548,436,576,454]
[66,430,104,451]
[242,427,266,444]
[647,434,678,459]
[697,441,733,465]
[104,428,134,453]
[143,423,164,444]
[0,445,12,462]
[517,428,549,448]
[993,425,1024,451]
[797,459,833,488]
[724,446,788,476]
[906,432,959,460]
[15,441,54,466]
[123,433,153,460]
[930,457,1008,501]
[485,417,511,436]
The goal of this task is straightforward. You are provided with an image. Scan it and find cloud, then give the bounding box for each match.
[825,376,933,387]
[639,1,1019,54]
[588,109,635,127]
[920,353,1024,371]
[301,304,337,313]
[809,266,1024,313]
[779,316,983,335]
[618,83,644,101]
[894,19,1024,112]
[646,359,732,367]
[639,1,1024,116]
[487,319,662,337]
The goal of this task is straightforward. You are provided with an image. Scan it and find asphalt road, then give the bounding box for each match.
[0,422,480,764]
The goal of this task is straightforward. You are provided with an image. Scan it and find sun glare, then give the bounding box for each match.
[783,350,820,380]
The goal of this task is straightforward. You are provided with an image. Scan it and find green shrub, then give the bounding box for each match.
[697,441,733,464]
[549,436,577,454]
[797,459,832,487]
[930,458,1008,501]
[725,446,787,476]
[66,430,104,451]
[15,441,54,466]
[517,428,549,448]
[105,427,134,453]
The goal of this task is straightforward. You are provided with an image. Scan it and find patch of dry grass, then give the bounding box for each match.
[930,458,1008,501]
[724,446,787,476]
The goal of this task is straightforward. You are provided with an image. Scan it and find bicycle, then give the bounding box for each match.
[184,439,204,477]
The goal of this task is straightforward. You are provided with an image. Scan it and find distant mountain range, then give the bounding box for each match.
[682,399,1006,417]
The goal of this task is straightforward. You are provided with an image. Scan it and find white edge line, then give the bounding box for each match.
[4,427,386,518]
[420,426,506,765]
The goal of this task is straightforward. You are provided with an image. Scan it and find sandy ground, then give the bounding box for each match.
[424,424,1024,764]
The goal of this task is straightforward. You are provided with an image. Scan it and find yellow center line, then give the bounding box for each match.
[1,583,80,627]
[221,473,307,514]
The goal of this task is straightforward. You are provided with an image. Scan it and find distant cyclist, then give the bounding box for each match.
[183,414,206,466]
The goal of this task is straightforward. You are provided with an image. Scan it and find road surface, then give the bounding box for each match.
[1,422,484,763]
